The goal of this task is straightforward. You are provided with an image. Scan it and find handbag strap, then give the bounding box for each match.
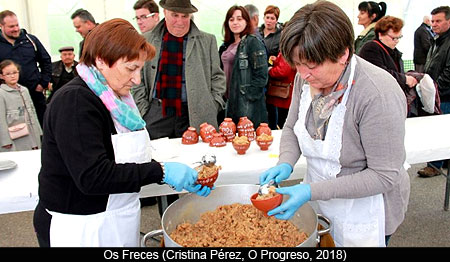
[372,40,400,72]
[17,88,38,146]
[270,80,292,88]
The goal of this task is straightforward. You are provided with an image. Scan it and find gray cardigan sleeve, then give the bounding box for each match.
[279,57,408,201]
[278,73,304,167]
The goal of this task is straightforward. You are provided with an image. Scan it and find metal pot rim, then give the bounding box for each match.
[147,184,330,247]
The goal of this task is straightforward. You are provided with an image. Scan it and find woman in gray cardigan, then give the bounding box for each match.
[259,1,409,247]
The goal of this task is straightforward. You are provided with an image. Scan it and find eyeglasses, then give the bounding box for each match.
[386,34,403,41]
[1,71,19,77]
[133,13,156,21]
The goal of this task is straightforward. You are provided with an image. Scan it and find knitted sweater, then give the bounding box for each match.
[279,56,410,235]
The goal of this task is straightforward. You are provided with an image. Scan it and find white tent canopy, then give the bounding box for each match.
[0,0,448,61]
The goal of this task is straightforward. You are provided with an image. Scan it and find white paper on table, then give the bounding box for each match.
[149,137,181,162]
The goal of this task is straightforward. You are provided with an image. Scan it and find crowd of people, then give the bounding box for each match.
[0,0,449,247]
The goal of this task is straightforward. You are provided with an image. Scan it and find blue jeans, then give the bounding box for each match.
[428,102,450,169]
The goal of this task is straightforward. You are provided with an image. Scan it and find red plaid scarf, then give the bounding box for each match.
[156,30,184,116]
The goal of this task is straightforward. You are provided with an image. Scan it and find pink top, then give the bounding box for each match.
[221,42,239,98]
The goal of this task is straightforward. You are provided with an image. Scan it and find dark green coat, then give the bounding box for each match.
[355,26,376,55]
[226,34,268,127]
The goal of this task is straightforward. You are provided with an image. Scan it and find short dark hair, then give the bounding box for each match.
[81,18,155,67]
[281,1,354,66]
[358,1,387,23]
[71,8,96,23]
[133,0,159,13]
[431,6,450,20]
[223,6,253,45]
[0,10,16,25]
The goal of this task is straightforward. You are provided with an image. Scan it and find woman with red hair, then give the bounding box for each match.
[33,18,210,247]
[359,16,419,115]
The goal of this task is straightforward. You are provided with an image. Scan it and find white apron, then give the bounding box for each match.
[47,129,152,247]
[293,57,386,247]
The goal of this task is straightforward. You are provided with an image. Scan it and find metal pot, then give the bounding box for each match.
[142,184,331,247]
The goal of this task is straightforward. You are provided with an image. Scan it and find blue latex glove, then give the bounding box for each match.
[163,162,197,192]
[185,184,214,197]
[267,184,311,220]
[259,163,293,185]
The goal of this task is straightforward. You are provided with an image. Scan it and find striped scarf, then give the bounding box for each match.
[156,29,184,117]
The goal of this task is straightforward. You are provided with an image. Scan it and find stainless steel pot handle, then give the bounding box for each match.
[141,229,163,247]
[317,214,332,236]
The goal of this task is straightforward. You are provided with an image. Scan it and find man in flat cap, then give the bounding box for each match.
[132,0,226,215]
[47,46,78,103]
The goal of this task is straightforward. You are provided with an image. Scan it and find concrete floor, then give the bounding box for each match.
[1,163,449,247]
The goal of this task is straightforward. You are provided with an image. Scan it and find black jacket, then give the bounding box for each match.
[38,77,163,215]
[414,23,434,65]
[0,29,52,91]
[48,60,78,102]
[358,38,407,91]
[259,23,283,58]
[425,29,450,102]
[51,60,78,89]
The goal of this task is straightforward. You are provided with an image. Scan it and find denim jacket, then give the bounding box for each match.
[226,34,268,127]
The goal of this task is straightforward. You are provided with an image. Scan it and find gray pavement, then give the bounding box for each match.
[0,163,449,247]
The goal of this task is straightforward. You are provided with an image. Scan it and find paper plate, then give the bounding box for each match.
[0,159,17,171]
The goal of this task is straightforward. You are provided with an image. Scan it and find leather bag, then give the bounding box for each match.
[267,80,291,99]
[8,123,29,140]
[8,89,33,141]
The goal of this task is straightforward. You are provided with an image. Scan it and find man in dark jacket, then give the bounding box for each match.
[48,46,78,103]
[413,16,435,73]
[0,10,52,126]
[71,9,97,58]
[418,6,450,177]
[244,4,263,41]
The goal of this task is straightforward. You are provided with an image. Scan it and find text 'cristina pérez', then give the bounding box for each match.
[103,249,347,261]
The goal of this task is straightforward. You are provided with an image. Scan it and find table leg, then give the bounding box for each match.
[428,163,449,211]
[160,196,169,212]
[444,167,449,211]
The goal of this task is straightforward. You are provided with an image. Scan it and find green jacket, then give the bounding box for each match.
[226,34,268,128]
[355,26,376,55]
[132,19,226,130]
